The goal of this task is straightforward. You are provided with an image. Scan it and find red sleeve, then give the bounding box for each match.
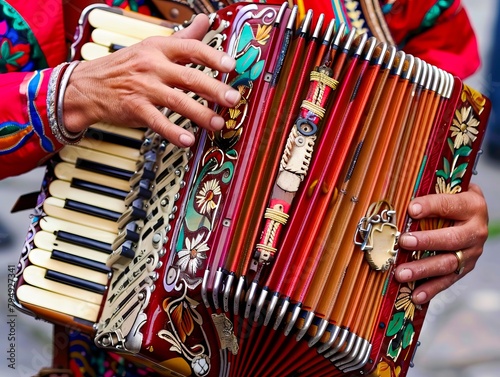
[383,0,480,79]
[0,69,64,179]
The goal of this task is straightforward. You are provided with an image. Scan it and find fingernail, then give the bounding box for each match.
[225,89,241,106]
[179,133,194,147]
[413,291,427,304]
[410,202,423,217]
[398,268,412,281]
[210,116,225,130]
[220,55,236,71]
[400,233,418,248]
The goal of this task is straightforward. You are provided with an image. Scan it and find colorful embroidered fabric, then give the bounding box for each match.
[0,2,47,73]
[290,0,480,78]
[381,0,480,78]
[68,331,162,377]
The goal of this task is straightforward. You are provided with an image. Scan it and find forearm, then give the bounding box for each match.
[0,69,64,179]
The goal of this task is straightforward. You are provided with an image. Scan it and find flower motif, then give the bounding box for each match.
[196,179,221,214]
[368,361,401,377]
[394,282,418,320]
[0,34,31,72]
[255,24,272,45]
[162,296,195,344]
[435,176,462,195]
[176,234,209,275]
[450,106,479,149]
[461,85,486,114]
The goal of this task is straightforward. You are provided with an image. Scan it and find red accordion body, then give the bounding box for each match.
[13,3,490,377]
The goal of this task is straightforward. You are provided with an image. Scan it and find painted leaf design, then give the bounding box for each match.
[249,59,265,81]
[455,145,472,157]
[402,322,415,349]
[436,169,448,180]
[442,157,450,176]
[387,334,402,360]
[230,72,252,88]
[237,23,254,54]
[1,40,10,58]
[447,137,454,153]
[236,45,259,73]
[386,311,405,337]
[170,302,194,343]
[451,178,463,188]
[451,162,468,181]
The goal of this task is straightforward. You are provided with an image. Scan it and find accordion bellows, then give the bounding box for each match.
[13,3,490,377]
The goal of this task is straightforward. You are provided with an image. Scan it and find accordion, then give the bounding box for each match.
[13,2,490,377]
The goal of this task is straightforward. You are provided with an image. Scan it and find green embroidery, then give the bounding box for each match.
[397,0,454,49]
[0,0,48,72]
[422,0,454,29]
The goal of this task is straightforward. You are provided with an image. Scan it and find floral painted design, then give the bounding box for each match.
[176,234,209,275]
[386,282,417,361]
[195,179,222,214]
[156,8,277,374]
[450,106,479,148]
[158,288,211,377]
[368,360,401,377]
[381,83,488,375]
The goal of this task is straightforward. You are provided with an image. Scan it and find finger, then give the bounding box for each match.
[407,188,487,221]
[173,14,210,41]
[157,36,236,72]
[137,104,196,147]
[399,225,477,252]
[395,251,470,282]
[137,87,227,142]
[156,62,240,109]
[407,274,460,304]
[394,252,471,304]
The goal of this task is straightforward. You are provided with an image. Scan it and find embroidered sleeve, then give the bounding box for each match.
[0,68,64,179]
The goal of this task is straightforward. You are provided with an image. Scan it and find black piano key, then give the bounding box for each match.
[71,177,128,200]
[51,249,112,274]
[64,199,121,222]
[123,229,140,244]
[84,127,142,149]
[45,269,107,294]
[56,230,112,254]
[110,43,125,52]
[75,158,133,181]
[127,205,148,222]
[119,244,135,260]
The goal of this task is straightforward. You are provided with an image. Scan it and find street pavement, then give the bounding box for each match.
[0,0,499,376]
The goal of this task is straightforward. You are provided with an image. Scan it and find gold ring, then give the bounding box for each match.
[453,250,465,275]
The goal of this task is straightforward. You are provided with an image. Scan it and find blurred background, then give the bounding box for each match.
[1,0,499,376]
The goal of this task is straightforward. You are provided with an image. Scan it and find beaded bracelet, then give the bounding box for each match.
[47,62,69,145]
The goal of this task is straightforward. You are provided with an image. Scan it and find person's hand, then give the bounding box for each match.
[63,14,241,147]
[394,183,488,304]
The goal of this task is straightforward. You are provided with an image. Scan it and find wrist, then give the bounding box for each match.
[48,61,86,145]
[62,61,100,134]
